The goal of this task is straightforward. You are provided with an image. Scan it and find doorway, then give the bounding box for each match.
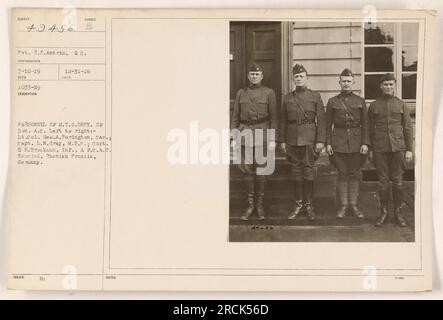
[229,22,282,117]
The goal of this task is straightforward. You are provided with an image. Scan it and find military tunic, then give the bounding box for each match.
[368,95,413,153]
[231,84,277,178]
[368,94,413,190]
[325,91,369,181]
[231,84,277,146]
[280,87,326,181]
[280,87,325,146]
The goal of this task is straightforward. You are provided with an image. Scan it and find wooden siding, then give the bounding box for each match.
[291,22,363,103]
[292,26,362,44]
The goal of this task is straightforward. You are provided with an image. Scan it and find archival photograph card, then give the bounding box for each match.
[6,8,436,291]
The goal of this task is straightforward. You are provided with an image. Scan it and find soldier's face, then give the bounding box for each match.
[339,76,354,91]
[248,71,263,85]
[293,72,307,87]
[380,80,396,95]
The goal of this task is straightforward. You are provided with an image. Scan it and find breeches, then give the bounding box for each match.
[237,145,268,181]
[329,152,366,182]
[286,145,319,181]
[373,151,405,190]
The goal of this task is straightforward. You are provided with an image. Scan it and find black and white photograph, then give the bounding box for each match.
[229,21,418,242]
[3,7,437,293]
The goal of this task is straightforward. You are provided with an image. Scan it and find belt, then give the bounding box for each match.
[334,124,361,129]
[288,118,315,125]
[373,124,402,129]
[239,116,269,125]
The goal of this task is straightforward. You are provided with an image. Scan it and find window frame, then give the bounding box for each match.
[362,22,418,103]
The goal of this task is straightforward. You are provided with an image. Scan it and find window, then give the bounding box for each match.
[363,22,419,102]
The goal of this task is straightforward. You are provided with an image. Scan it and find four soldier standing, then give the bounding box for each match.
[232,63,414,226]
[231,63,278,220]
[279,64,326,221]
[325,69,369,219]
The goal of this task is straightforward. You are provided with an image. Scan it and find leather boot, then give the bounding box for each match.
[240,179,255,221]
[374,188,389,227]
[349,180,364,219]
[255,177,266,220]
[336,180,348,219]
[393,186,407,227]
[288,180,304,219]
[288,200,304,219]
[394,206,407,227]
[304,180,316,221]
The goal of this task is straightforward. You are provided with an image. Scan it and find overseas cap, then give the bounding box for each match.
[340,68,354,77]
[248,62,263,72]
[293,64,307,75]
[379,73,396,84]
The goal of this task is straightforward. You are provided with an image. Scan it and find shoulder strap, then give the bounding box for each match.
[243,88,259,117]
[336,97,355,122]
[292,92,308,119]
[244,87,256,103]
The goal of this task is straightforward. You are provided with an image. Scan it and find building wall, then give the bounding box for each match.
[290,22,363,104]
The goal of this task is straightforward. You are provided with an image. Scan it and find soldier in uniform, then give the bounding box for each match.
[231,62,278,220]
[368,73,413,227]
[280,64,326,221]
[325,68,370,219]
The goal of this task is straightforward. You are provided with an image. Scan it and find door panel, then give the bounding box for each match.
[230,22,281,119]
[246,23,281,108]
[229,24,245,105]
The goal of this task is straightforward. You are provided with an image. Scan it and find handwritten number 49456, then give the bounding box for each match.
[26,24,74,33]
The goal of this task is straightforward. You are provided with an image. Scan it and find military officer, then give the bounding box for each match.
[231,62,278,220]
[325,68,370,219]
[368,73,413,227]
[280,64,326,221]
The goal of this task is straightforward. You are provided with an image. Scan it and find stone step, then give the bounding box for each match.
[230,192,336,211]
[229,174,337,191]
[230,173,413,194]
[229,153,336,176]
[229,191,415,228]
[230,199,367,223]
[230,163,414,182]
[230,180,414,210]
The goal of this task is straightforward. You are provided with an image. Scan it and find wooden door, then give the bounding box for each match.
[229,24,245,111]
[230,22,282,118]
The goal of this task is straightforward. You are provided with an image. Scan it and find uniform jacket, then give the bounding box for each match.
[325,91,370,153]
[231,84,278,146]
[368,95,413,153]
[280,87,326,146]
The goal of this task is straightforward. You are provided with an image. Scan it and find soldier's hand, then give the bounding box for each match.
[326,145,334,155]
[280,143,287,153]
[269,141,276,150]
[315,143,324,153]
[360,144,369,155]
[405,151,413,162]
